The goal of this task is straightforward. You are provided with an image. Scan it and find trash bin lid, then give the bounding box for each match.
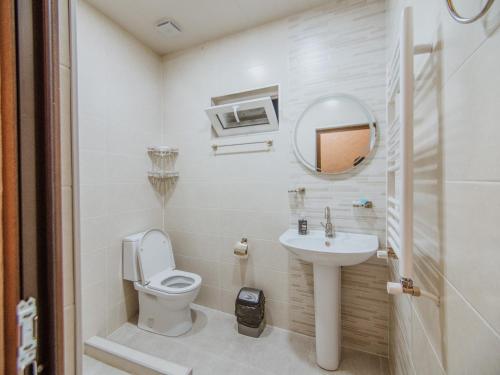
[237,287,264,307]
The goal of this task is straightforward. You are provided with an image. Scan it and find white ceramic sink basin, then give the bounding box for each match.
[279,228,379,370]
[279,229,379,266]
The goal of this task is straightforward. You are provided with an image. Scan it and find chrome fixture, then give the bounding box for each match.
[321,206,334,238]
[445,0,496,24]
[211,139,273,151]
[377,247,397,260]
[352,199,373,208]
[387,277,440,306]
[288,187,306,194]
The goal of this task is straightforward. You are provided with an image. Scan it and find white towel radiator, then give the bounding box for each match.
[381,6,439,305]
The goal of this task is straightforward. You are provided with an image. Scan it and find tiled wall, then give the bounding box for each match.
[161,17,292,331]
[59,0,75,373]
[162,0,389,357]
[77,1,163,341]
[386,1,500,374]
[286,0,388,356]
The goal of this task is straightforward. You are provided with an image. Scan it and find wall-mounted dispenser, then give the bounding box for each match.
[206,85,279,137]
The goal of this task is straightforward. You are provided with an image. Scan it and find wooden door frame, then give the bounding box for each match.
[1,1,64,374]
[1,0,21,373]
[32,1,65,373]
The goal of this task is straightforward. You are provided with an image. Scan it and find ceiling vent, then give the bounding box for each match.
[156,20,181,37]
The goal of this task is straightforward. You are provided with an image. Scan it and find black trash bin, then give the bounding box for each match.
[235,287,266,337]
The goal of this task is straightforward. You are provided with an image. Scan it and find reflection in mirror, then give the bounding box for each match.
[293,95,376,174]
[316,124,371,173]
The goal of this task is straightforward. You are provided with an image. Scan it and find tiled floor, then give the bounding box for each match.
[106,304,388,375]
[83,355,129,374]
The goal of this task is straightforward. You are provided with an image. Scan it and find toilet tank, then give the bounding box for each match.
[122,231,146,281]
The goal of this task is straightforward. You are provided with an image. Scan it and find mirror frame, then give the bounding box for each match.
[292,94,377,175]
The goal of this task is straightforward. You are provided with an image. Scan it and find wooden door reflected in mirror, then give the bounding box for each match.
[316,124,371,173]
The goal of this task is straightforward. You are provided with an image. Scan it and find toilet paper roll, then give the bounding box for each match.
[234,239,248,259]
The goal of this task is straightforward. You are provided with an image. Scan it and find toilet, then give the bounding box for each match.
[123,229,202,337]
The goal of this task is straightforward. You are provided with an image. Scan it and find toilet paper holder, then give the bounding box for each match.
[234,238,249,259]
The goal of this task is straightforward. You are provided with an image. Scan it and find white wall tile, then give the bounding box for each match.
[442,26,500,182]
[79,184,108,219]
[82,282,108,341]
[169,231,221,262]
[176,255,221,288]
[81,247,106,288]
[77,1,163,339]
[442,280,500,374]
[443,181,500,333]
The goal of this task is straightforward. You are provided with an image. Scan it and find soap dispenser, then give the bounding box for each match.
[298,212,308,235]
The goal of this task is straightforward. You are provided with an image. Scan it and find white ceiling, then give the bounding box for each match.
[84,0,332,55]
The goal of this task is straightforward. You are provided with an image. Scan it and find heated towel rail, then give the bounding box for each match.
[382,7,439,305]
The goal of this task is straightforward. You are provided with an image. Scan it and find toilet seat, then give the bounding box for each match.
[136,229,202,296]
[147,269,201,295]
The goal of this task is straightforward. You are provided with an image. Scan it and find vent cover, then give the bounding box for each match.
[156,20,181,37]
[206,85,279,137]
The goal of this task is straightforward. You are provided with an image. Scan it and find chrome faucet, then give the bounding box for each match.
[321,206,334,238]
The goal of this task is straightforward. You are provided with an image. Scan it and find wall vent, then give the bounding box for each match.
[206,85,279,137]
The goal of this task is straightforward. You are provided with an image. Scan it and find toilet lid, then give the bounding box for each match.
[138,229,176,283]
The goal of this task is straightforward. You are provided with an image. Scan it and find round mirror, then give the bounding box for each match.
[293,94,377,174]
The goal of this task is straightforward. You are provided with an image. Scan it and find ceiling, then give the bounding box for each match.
[84,0,332,55]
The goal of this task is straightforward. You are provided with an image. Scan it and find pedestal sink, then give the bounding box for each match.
[279,229,378,370]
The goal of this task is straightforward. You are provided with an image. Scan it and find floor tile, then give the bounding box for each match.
[83,355,130,375]
[107,304,388,374]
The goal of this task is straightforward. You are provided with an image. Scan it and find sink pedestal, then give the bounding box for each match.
[313,264,341,370]
[279,229,379,371]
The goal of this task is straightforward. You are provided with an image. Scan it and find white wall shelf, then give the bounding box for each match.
[147,146,179,157]
[147,171,179,179]
[147,146,179,192]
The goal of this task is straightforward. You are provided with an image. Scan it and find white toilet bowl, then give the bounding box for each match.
[123,229,202,336]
